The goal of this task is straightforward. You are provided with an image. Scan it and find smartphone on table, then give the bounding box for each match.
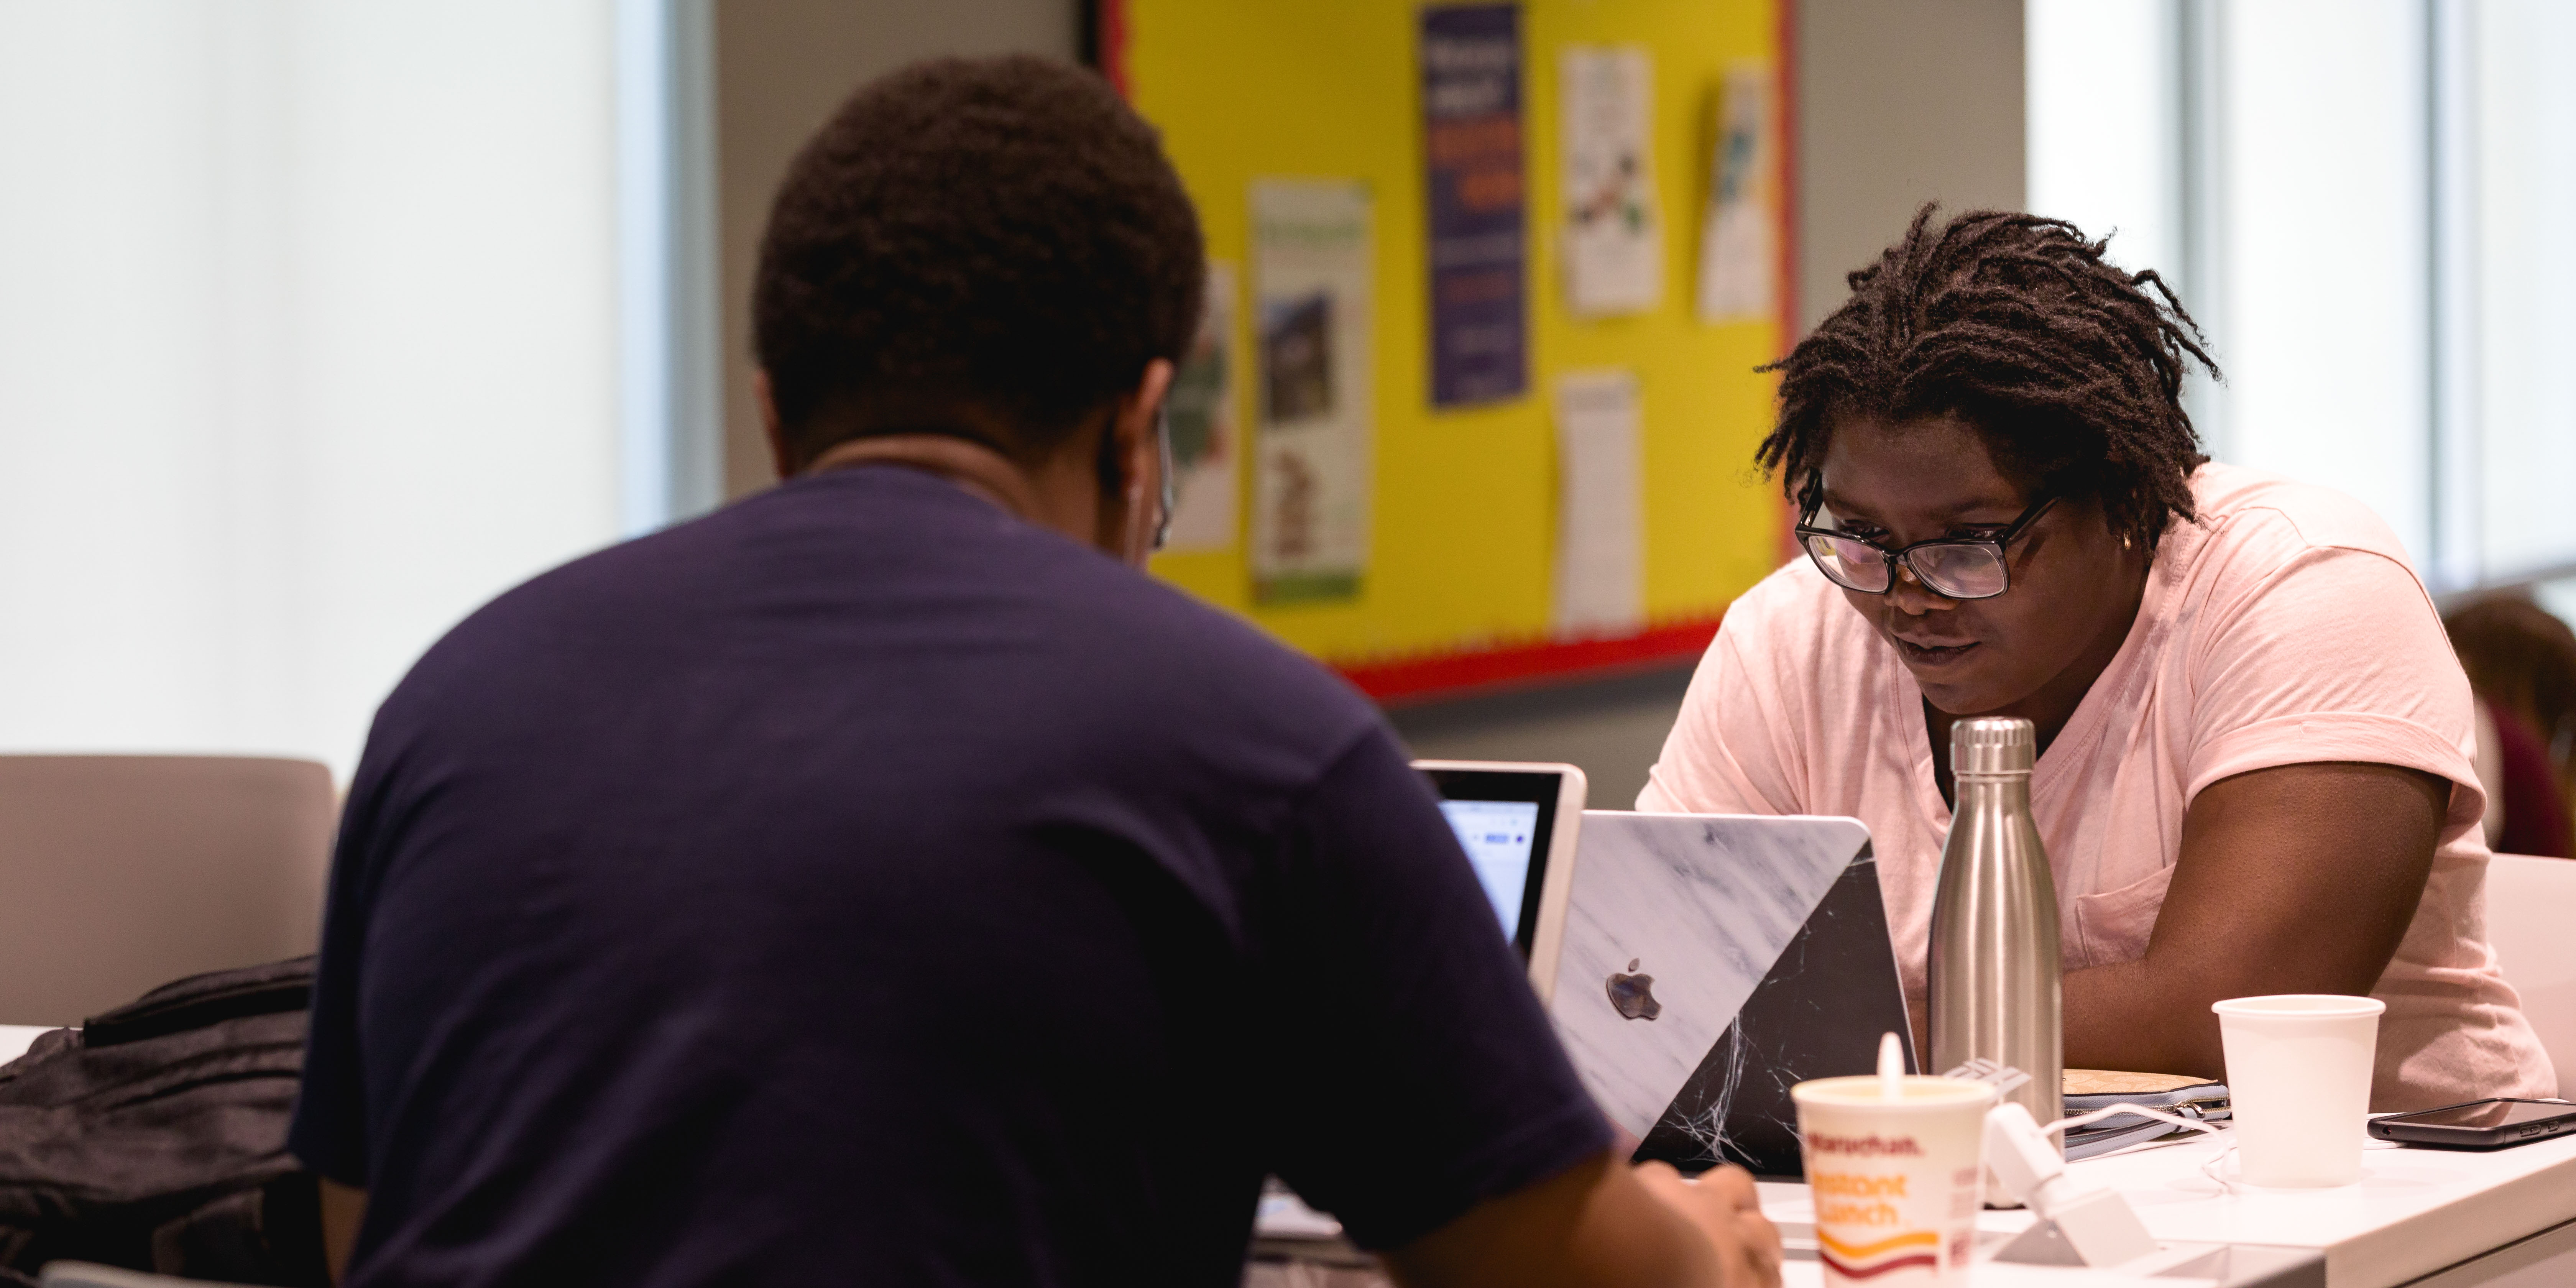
[2367,1098,2576,1150]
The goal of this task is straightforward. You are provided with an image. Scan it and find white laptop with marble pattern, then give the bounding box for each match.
[1548,811,1912,1178]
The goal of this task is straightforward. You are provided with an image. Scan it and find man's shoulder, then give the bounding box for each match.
[1071,556,1383,729]
[393,467,1383,766]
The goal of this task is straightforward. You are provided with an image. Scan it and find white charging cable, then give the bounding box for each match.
[2039,1101,2240,1193]
[2042,1102,2227,1139]
[1987,1100,2211,1265]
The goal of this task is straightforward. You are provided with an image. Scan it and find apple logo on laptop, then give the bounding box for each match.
[1605,958,1661,1021]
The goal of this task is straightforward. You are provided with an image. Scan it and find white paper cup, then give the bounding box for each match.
[2212,994,2386,1187]
[1792,1075,1994,1285]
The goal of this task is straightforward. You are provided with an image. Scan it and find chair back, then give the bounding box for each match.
[2487,853,2576,1098]
[0,756,334,1026]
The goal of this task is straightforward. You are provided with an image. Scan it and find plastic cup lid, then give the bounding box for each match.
[2211,994,2386,1019]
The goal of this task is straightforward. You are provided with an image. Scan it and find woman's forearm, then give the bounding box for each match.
[2063,956,2223,1078]
[2052,761,2447,1079]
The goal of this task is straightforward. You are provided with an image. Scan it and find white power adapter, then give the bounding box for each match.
[1983,1101,2160,1266]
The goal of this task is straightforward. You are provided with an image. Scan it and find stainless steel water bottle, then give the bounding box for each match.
[1927,716,2064,1154]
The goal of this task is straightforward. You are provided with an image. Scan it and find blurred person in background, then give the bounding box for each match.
[2446,595,2576,859]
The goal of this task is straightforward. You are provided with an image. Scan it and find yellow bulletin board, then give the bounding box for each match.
[1122,0,1791,701]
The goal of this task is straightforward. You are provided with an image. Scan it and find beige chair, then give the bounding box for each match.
[0,756,335,1026]
[2487,854,2576,1099]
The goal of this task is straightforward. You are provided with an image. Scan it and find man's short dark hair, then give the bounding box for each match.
[754,56,1205,469]
[1757,205,2220,551]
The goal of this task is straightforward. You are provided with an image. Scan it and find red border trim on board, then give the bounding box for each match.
[1097,0,1132,98]
[1337,615,1724,706]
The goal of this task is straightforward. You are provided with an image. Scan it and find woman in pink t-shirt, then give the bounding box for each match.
[1643,208,2553,1109]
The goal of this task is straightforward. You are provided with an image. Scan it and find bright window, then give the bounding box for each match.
[0,2,634,777]
[2030,0,2576,593]
[2471,0,2576,585]
[2025,0,2179,282]
[2216,0,2431,563]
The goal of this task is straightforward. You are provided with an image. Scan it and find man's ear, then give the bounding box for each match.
[1100,358,1177,566]
[756,370,796,480]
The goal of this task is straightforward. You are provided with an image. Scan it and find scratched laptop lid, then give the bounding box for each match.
[1547,812,1912,1178]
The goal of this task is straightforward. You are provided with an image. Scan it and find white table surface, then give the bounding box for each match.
[0,1024,50,1065]
[1759,1126,2576,1287]
[9,1011,2569,1285]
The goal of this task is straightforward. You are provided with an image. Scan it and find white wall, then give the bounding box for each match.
[1797,0,2026,330]
[0,2,624,777]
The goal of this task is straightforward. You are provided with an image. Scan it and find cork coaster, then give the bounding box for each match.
[2063,1068,2224,1097]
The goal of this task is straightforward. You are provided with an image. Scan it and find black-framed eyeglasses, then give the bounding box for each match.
[1152,404,1177,552]
[1794,494,2056,600]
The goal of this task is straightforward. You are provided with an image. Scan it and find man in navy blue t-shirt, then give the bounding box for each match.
[291,56,1779,1288]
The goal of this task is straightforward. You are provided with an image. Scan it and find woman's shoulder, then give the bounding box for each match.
[2153,466,2460,716]
[2161,463,2435,626]
[1720,557,1886,662]
[2182,462,2420,572]
[1652,558,1896,815]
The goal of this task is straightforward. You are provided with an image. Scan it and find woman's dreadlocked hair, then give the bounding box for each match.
[1757,205,2220,551]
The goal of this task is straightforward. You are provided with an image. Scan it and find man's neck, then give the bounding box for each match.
[802,434,1047,525]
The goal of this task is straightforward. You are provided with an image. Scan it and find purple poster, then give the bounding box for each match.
[1421,4,1527,407]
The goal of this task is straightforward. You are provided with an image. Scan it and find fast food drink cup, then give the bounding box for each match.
[2212,994,2386,1187]
[1792,1074,1996,1285]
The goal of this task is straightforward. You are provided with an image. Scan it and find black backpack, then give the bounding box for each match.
[0,958,327,1287]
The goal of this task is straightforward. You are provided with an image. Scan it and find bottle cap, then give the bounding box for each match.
[1951,716,2036,777]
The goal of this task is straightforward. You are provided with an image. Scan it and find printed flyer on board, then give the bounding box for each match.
[1696,62,1776,323]
[1420,3,1528,407]
[1250,179,1374,605]
[1551,370,1644,637]
[1560,44,1661,316]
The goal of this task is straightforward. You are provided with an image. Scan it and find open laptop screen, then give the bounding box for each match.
[1439,798,1541,934]
[1414,763,1580,962]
